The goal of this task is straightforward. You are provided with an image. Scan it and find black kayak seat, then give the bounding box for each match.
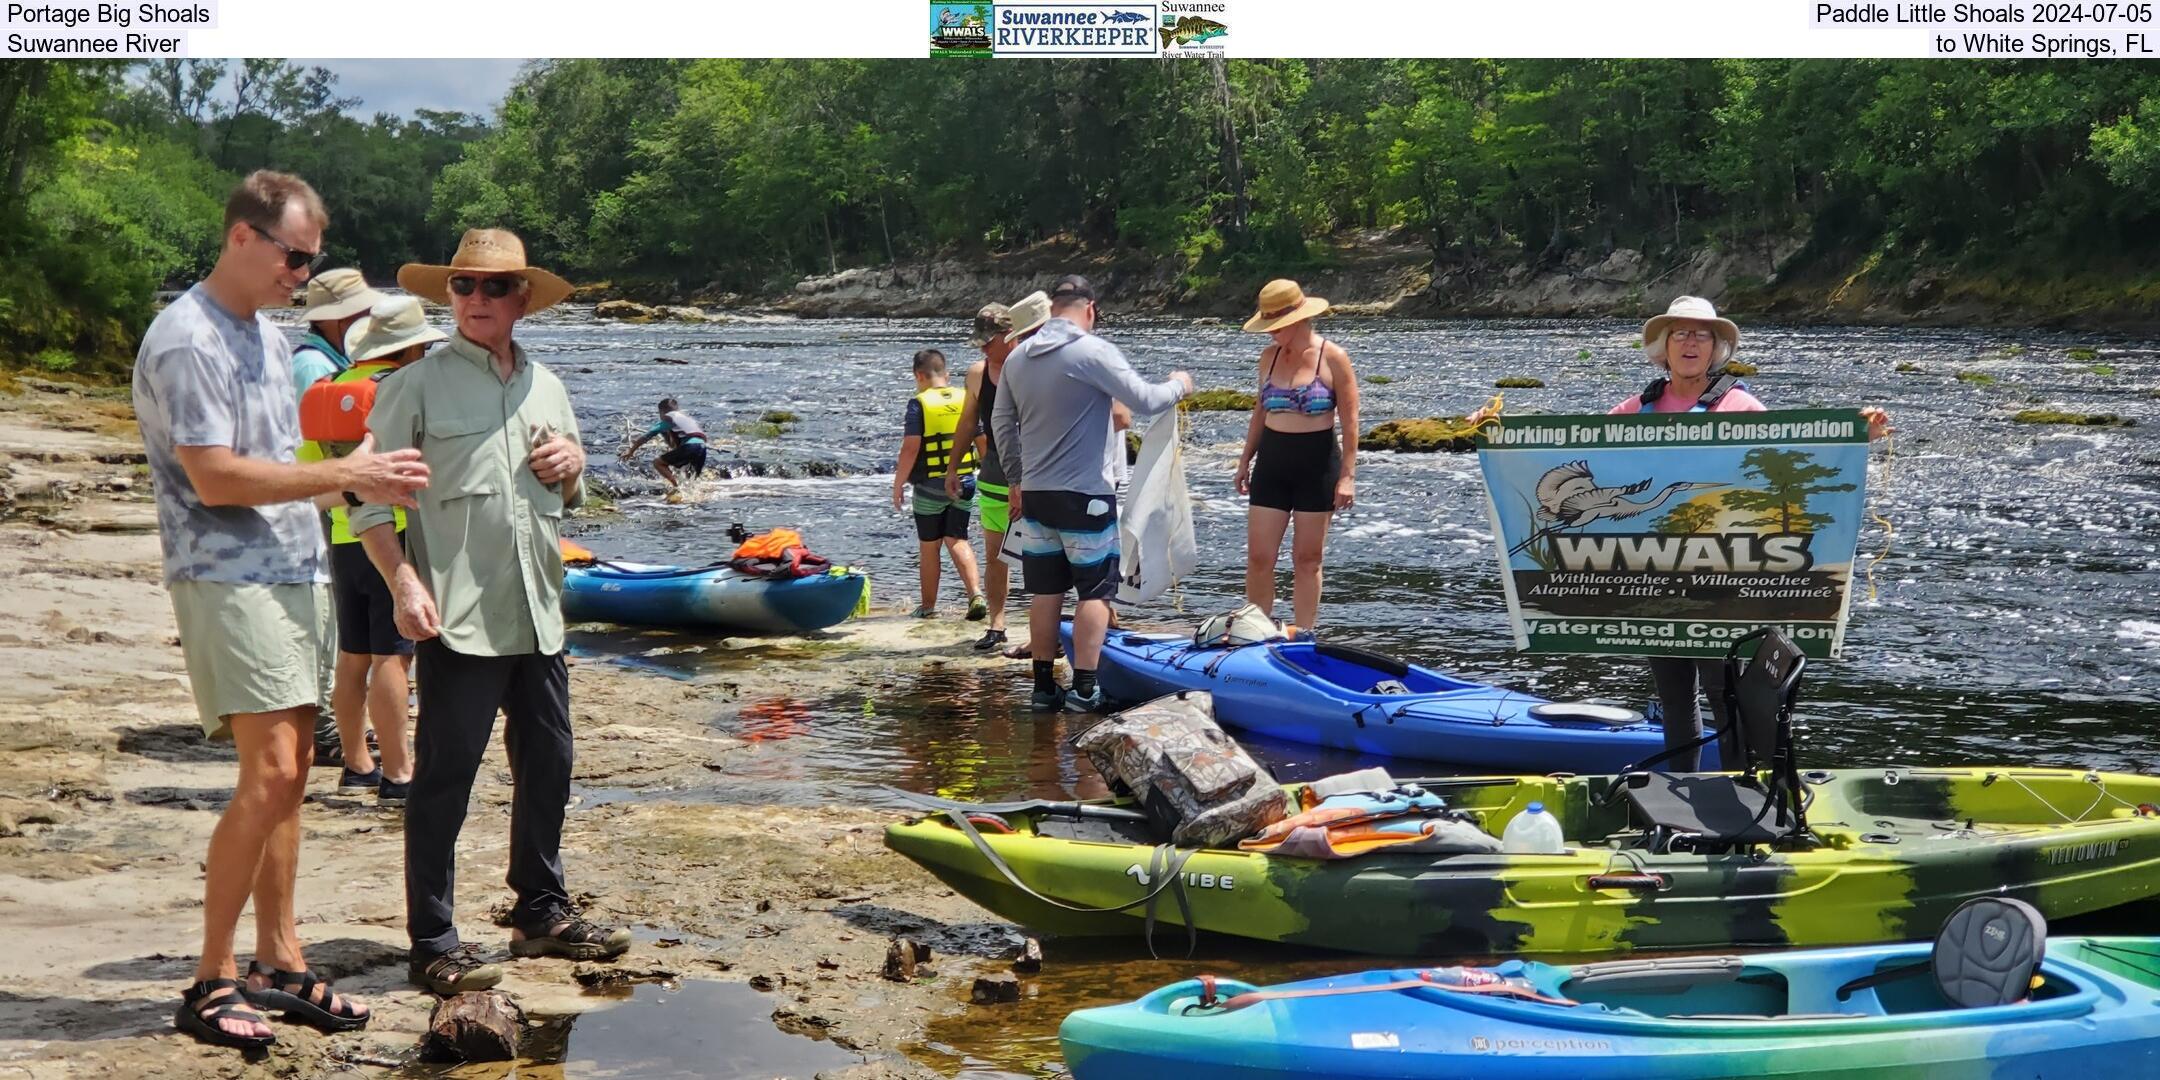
[1834,896,2048,1007]
[1934,896,2047,1008]
[1623,773,1793,847]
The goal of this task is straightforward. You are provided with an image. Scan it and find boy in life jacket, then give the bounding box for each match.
[620,397,708,494]
[295,296,444,804]
[892,348,986,619]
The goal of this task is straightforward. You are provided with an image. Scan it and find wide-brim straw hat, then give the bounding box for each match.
[397,228,574,314]
[1006,291,1052,338]
[298,268,386,323]
[1642,295,1739,361]
[345,296,448,364]
[1243,279,1329,333]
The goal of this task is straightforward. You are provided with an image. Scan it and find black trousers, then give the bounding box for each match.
[1647,657,1735,772]
[406,638,572,957]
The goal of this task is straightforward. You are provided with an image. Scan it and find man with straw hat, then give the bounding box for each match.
[992,275,1194,713]
[351,228,630,997]
[289,268,385,401]
[296,296,447,808]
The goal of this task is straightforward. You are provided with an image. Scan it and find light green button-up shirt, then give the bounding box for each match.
[351,332,584,657]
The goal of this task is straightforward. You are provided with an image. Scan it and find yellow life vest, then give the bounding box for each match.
[298,360,407,544]
[913,385,975,483]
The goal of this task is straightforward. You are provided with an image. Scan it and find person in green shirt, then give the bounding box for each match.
[353,228,631,997]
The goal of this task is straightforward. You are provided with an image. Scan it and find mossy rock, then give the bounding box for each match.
[760,410,800,425]
[1181,389,1256,412]
[1955,370,1996,386]
[2066,347,2099,362]
[1367,374,1394,385]
[1722,361,1759,376]
[1576,349,1592,360]
[1894,362,1924,374]
[2089,364,2117,377]
[1494,376,1545,389]
[731,420,784,439]
[1359,417,1479,454]
[2011,409,2135,428]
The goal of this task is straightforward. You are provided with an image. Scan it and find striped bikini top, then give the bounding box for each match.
[1260,336,1336,415]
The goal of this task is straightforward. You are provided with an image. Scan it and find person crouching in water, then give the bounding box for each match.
[298,296,444,805]
[893,348,986,619]
[620,397,708,494]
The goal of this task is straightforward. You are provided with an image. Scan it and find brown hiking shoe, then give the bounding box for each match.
[409,944,503,995]
[510,916,632,961]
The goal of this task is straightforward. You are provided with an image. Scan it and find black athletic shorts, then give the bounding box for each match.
[1249,426,1341,514]
[659,441,707,477]
[330,538,412,657]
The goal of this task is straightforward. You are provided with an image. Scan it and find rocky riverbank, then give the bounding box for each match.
[572,229,2160,334]
[0,383,1027,1079]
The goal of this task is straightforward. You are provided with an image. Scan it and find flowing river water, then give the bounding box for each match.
[419,305,2160,1076]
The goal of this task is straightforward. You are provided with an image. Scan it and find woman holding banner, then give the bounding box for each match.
[1609,296,1889,770]
[1618,296,1762,769]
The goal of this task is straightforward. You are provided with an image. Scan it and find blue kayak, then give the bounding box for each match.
[563,561,867,634]
[1058,623,1710,772]
[1062,935,2160,1079]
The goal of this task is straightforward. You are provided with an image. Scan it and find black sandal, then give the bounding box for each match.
[244,963,370,1033]
[175,978,276,1049]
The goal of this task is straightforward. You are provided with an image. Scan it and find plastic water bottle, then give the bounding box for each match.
[1501,801,1565,854]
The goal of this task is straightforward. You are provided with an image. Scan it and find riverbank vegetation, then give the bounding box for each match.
[6,59,2160,375]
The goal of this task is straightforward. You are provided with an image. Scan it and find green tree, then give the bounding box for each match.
[1724,449,1855,535]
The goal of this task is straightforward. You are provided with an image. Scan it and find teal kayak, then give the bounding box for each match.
[1062,933,2160,1079]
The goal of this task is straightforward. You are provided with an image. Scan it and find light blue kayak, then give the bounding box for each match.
[1062,934,2160,1079]
[563,561,867,634]
[1058,623,1707,772]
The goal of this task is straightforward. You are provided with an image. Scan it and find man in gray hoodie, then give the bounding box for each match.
[992,275,1194,712]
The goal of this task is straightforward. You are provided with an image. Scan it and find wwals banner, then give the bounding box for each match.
[1476,409,1871,660]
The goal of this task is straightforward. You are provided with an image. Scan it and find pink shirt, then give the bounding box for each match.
[1609,386,1767,415]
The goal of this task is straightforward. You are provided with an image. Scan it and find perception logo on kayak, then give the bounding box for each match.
[991,4,1160,56]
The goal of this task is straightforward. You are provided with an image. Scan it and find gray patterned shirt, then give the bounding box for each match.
[132,284,327,586]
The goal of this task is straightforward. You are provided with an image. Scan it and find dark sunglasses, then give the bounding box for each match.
[251,224,327,273]
[449,275,520,299]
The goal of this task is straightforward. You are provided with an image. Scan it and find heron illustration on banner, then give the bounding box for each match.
[1506,460,1726,556]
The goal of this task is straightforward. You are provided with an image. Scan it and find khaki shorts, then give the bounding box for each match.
[169,580,333,740]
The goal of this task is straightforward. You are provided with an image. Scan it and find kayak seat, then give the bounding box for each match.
[1623,773,1794,848]
[1618,628,1811,852]
[1934,896,2046,1008]
[1833,896,2048,1009]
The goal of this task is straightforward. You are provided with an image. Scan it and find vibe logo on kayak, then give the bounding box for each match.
[1126,863,1235,890]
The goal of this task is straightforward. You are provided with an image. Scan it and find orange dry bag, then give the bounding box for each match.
[299,366,395,446]
[732,528,804,561]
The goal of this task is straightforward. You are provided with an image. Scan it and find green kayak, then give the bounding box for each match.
[884,767,2160,957]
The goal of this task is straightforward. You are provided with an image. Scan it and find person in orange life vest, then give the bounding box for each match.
[297,296,445,805]
[893,347,986,619]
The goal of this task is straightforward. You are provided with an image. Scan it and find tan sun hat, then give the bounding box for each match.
[1642,295,1739,364]
[1006,290,1052,338]
[1243,279,1329,333]
[397,228,574,313]
[298,268,385,323]
[344,296,448,364]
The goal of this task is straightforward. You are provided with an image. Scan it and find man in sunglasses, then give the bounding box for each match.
[353,228,631,997]
[134,170,431,1049]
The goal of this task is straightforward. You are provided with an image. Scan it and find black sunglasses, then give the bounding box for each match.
[449,275,520,299]
[251,224,327,273]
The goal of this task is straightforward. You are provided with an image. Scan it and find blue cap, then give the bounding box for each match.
[1526,801,1545,813]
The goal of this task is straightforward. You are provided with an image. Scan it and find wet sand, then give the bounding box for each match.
[0,382,1010,1079]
